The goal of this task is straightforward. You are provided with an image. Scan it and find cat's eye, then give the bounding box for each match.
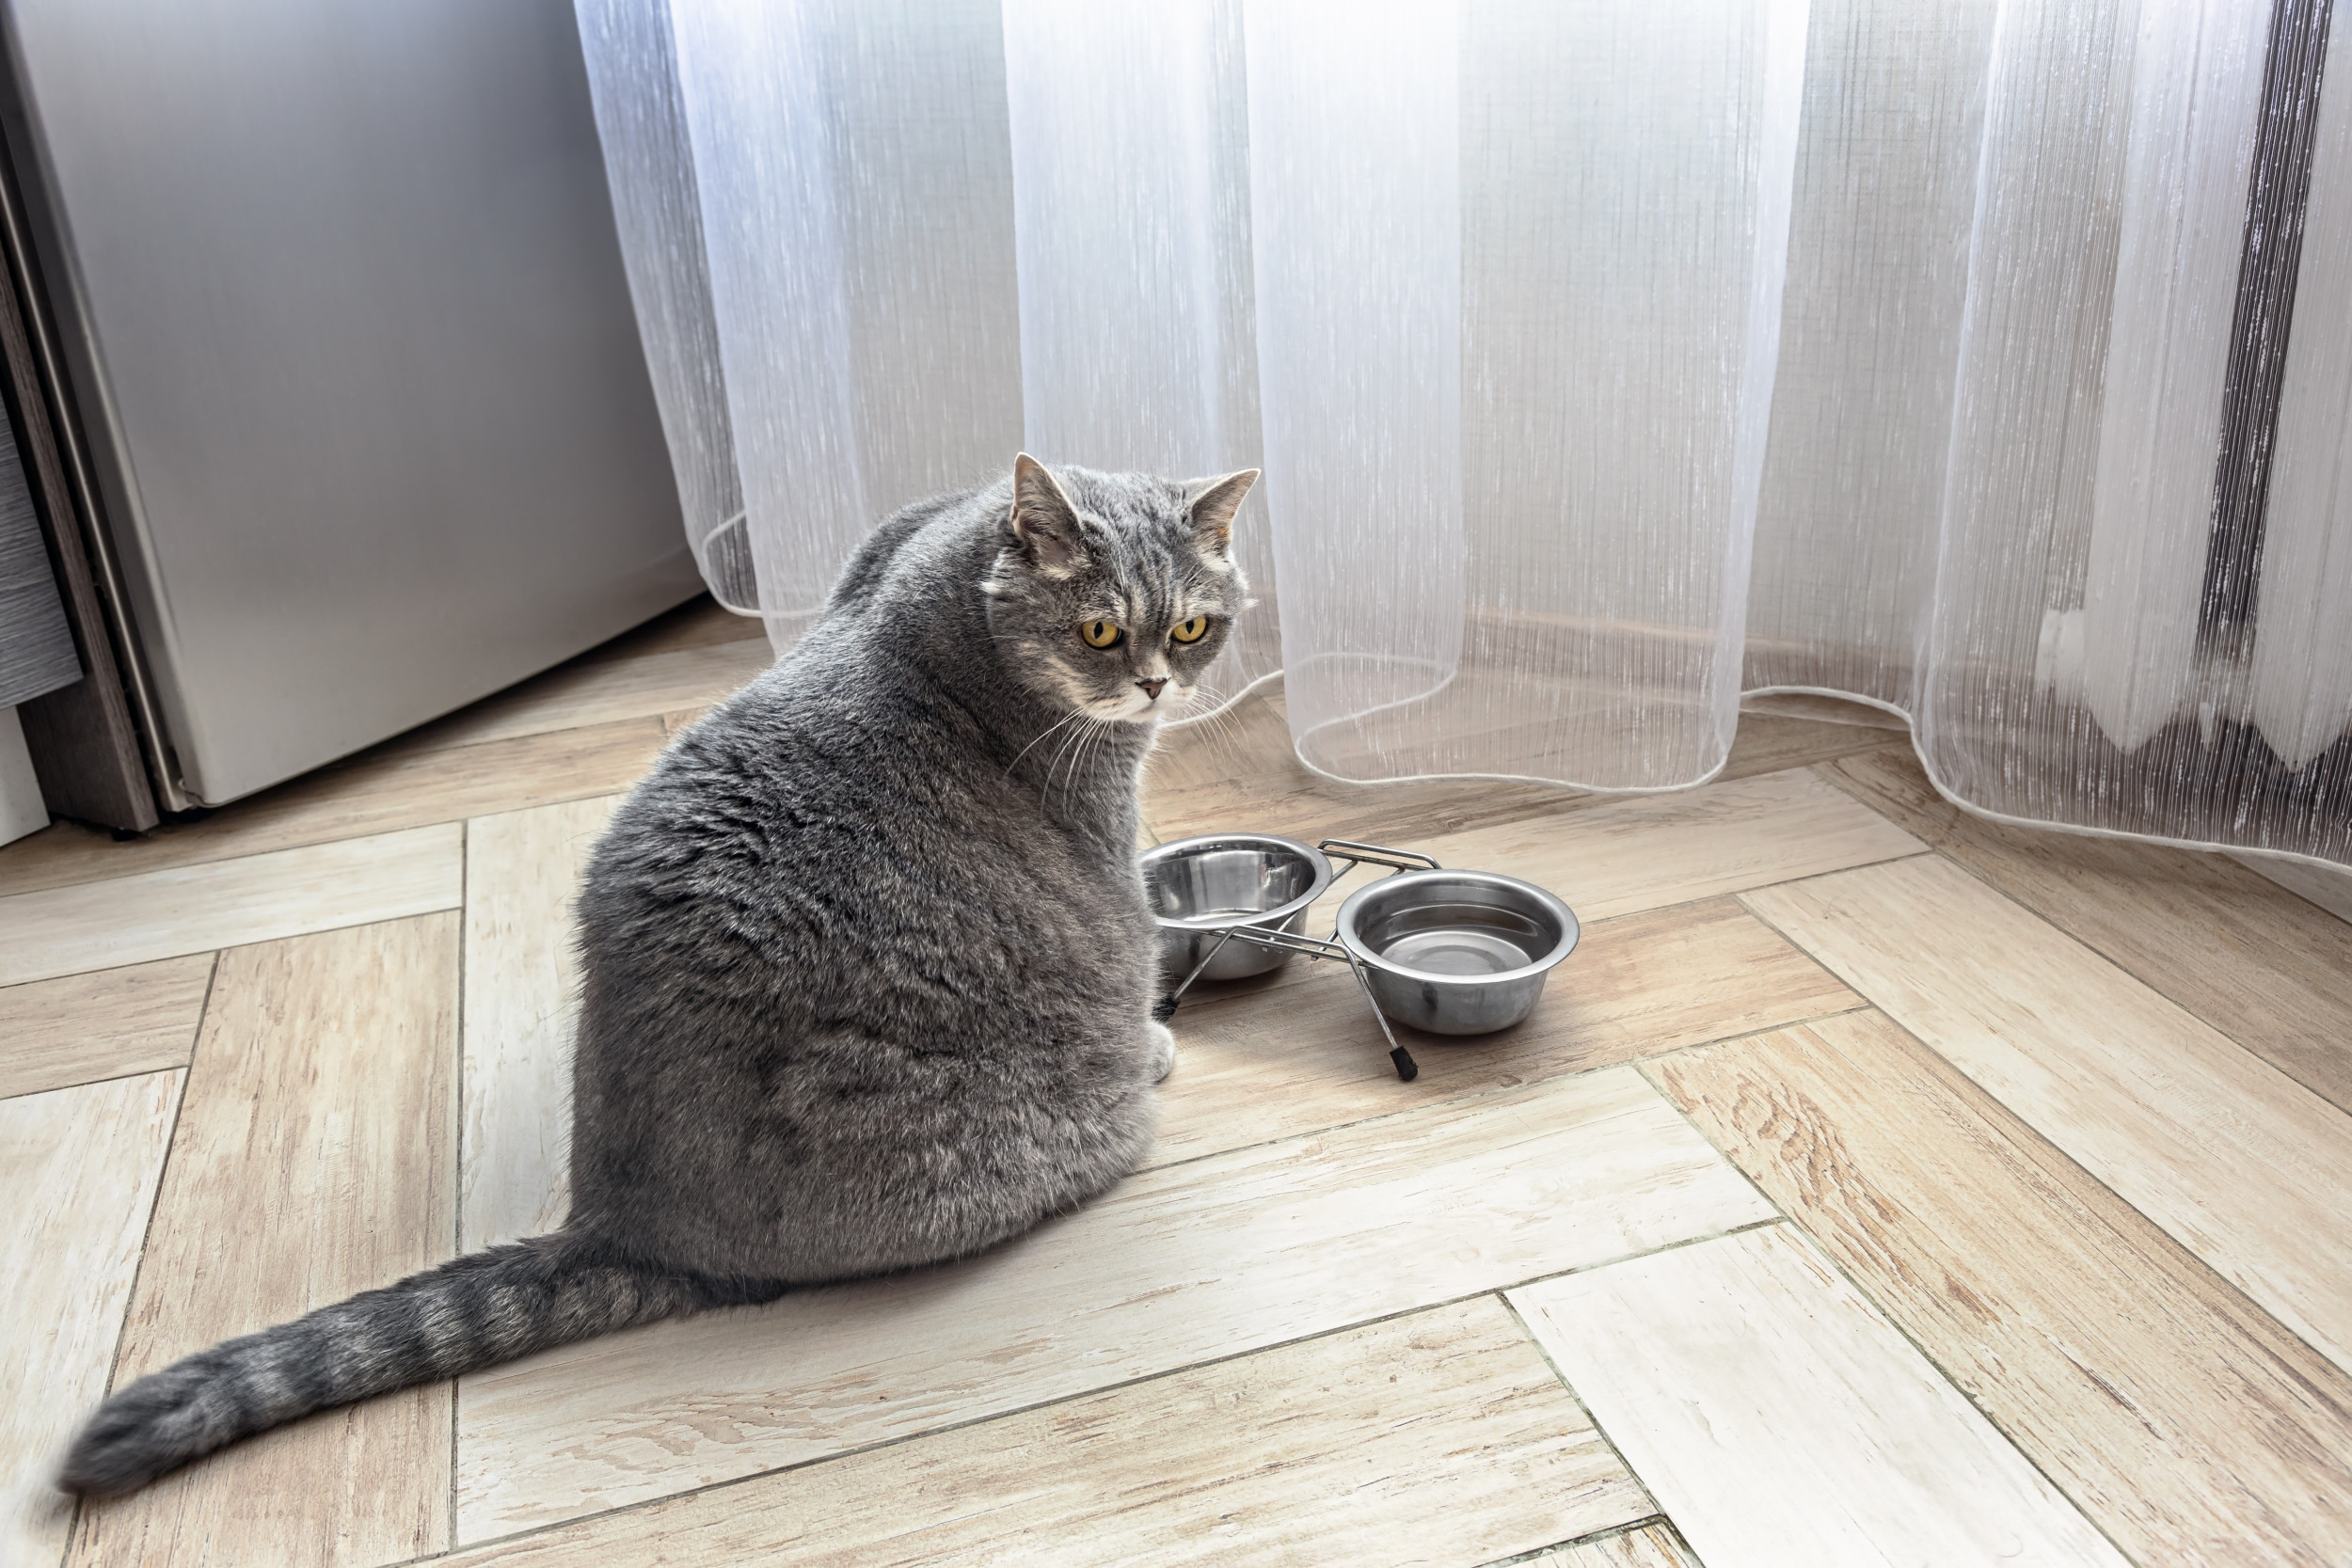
[1170,616,1209,644]
[1080,619,1124,649]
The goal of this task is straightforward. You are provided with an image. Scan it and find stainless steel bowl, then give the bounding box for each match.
[1140,833,1335,982]
[1336,870,1579,1035]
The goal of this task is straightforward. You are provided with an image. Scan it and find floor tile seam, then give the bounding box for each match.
[358,705,669,769]
[1166,863,1916,1023]
[0,729,653,900]
[412,1222,1784,1561]
[1723,990,2352,1407]
[418,697,723,753]
[1931,860,2352,1122]
[1497,1290,1669,1531]
[0,819,534,903]
[1629,1042,2147,1568]
[0,821,473,904]
[1472,1513,1678,1568]
[1802,763,2352,1102]
[1139,999,1875,1180]
[449,818,472,1557]
[1734,845,2352,1183]
[60,957,213,1568]
[0,1058,201,1105]
[0,953,214,993]
[3,895,470,990]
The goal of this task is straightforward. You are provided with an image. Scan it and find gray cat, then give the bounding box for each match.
[61,455,1257,1497]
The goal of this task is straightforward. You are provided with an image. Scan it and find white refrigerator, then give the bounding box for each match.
[0,0,699,818]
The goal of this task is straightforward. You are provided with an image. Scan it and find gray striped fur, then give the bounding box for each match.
[60,459,1254,1497]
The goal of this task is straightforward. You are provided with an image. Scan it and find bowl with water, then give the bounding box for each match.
[1334,869,1580,1035]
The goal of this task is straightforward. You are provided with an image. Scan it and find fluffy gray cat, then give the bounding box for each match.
[61,454,1257,1497]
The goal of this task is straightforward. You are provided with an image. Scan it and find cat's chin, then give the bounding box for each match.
[1093,690,1191,725]
[1087,705,1168,727]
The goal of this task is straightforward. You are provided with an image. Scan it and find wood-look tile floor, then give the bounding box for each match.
[6,598,2352,1566]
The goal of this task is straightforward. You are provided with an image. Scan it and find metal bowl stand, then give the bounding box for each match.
[1155,839,1441,1083]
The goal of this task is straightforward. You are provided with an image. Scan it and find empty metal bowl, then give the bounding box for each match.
[1336,870,1579,1035]
[1140,833,1334,982]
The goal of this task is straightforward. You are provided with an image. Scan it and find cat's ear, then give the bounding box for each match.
[1184,468,1260,558]
[1008,453,1085,574]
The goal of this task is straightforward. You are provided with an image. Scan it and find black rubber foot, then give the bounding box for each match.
[1391,1046,1419,1082]
[1152,994,1178,1022]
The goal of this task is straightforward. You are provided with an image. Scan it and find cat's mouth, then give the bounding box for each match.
[1097,683,1189,723]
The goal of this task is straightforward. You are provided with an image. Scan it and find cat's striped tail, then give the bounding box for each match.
[58,1234,785,1497]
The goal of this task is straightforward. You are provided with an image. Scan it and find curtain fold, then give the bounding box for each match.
[1449,0,1805,790]
[1930,0,2352,862]
[578,0,2352,869]
[1744,0,1997,709]
[1246,0,1466,778]
[2256,4,2352,773]
[575,0,749,610]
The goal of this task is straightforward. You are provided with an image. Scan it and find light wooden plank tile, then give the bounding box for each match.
[456,1066,1774,1540]
[413,640,771,752]
[1824,748,2352,1116]
[462,797,617,1252]
[1533,1522,1700,1568]
[0,718,662,899]
[1738,692,1907,731]
[1170,766,1922,1013]
[0,824,462,988]
[1745,855,2352,1374]
[0,956,213,1101]
[70,915,459,1568]
[1155,897,1855,1166]
[1231,768,1921,957]
[1399,769,1922,925]
[435,1298,1645,1567]
[2230,852,2352,926]
[1716,710,1911,782]
[1511,1226,2130,1568]
[1649,1012,2352,1567]
[1,1072,182,1568]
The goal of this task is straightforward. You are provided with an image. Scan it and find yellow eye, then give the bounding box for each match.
[1170,616,1209,644]
[1080,619,1123,649]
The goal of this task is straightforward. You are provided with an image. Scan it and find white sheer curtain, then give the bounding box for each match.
[1002,0,1279,704]
[578,0,2352,869]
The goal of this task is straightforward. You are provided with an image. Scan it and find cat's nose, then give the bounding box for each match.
[1136,677,1168,700]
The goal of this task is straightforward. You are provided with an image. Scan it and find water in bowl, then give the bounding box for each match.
[1377,927,1537,975]
[1359,898,1550,976]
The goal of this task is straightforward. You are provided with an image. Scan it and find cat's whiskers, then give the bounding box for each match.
[1059,711,1138,817]
[1058,721,1108,815]
[1171,681,1247,763]
[1042,710,1105,806]
[1006,707,1091,780]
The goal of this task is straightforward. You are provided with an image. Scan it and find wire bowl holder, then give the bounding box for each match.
[1142,837,1581,1084]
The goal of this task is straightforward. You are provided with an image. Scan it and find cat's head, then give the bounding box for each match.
[982,454,1256,724]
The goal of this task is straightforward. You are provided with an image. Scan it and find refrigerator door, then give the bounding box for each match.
[0,0,700,804]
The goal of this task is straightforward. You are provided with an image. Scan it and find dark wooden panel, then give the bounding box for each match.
[0,118,155,830]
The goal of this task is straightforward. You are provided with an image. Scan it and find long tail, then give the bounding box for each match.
[59,1234,784,1497]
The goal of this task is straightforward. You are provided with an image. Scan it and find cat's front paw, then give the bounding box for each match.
[1146,1020,1177,1083]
